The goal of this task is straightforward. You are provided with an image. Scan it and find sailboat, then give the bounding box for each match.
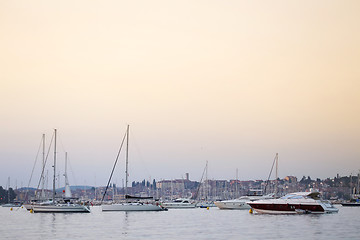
[101,125,166,211]
[31,129,90,213]
[215,153,278,210]
[341,171,360,206]
[195,161,216,208]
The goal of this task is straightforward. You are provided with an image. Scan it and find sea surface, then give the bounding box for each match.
[0,205,358,240]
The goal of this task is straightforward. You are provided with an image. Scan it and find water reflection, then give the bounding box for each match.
[1,206,359,239]
[122,212,129,236]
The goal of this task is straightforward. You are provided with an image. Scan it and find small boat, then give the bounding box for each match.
[341,200,360,207]
[161,198,196,209]
[2,202,22,208]
[215,194,274,210]
[248,192,339,214]
[196,201,216,208]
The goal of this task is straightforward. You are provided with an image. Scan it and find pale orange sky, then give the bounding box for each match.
[1,1,359,187]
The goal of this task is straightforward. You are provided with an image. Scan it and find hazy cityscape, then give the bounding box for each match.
[2,173,358,205]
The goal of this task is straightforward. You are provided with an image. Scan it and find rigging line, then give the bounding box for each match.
[68,155,77,186]
[100,128,128,204]
[24,136,43,202]
[57,131,67,154]
[193,162,207,200]
[130,129,151,180]
[264,154,277,194]
[35,132,55,192]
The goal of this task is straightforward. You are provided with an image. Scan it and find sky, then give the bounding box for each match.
[1,0,359,188]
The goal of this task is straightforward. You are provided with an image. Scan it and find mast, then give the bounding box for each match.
[275,153,278,197]
[205,161,208,201]
[7,177,10,203]
[41,134,45,199]
[236,168,238,198]
[52,129,57,202]
[125,125,129,197]
[357,170,360,196]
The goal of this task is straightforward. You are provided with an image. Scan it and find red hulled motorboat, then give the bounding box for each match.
[248,192,339,214]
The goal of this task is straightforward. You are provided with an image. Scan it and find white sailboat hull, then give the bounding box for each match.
[214,200,251,210]
[161,203,196,209]
[101,203,164,211]
[31,204,90,213]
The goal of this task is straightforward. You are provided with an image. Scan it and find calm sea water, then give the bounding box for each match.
[0,205,358,240]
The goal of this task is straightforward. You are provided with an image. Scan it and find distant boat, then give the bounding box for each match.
[101,125,165,211]
[215,154,279,210]
[214,193,274,210]
[2,202,22,208]
[196,201,216,208]
[161,198,196,209]
[248,192,339,214]
[31,129,90,213]
[341,201,360,207]
[195,161,216,208]
[341,171,360,207]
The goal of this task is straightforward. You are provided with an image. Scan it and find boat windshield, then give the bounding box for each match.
[281,194,304,199]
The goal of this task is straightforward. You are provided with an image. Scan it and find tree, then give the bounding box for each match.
[0,186,16,203]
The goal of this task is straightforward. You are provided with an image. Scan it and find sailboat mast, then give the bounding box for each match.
[53,129,57,202]
[65,152,67,187]
[125,125,129,197]
[236,168,238,198]
[356,170,360,195]
[206,161,208,201]
[41,134,45,199]
[275,153,278,197]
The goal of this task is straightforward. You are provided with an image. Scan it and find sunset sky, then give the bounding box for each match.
[1,1,359,188]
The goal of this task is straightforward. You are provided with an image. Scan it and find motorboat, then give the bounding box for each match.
[248,192,339,214]
[341,202,360,207]
[215,154,277,210]
[196,201,216,208]
[341,198,360,207]
[214,194,274,210]
[161,198,196,209]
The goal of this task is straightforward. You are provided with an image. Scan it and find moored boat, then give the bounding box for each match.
[31,129,90,213]
[2,202,22,208]
[100,126,165,212]
[341,200,360,207]
[161,198,196,209]
[215,194,274,210]
[248,192,339,214]
[31,202,90,213]
[102,202,166,211]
